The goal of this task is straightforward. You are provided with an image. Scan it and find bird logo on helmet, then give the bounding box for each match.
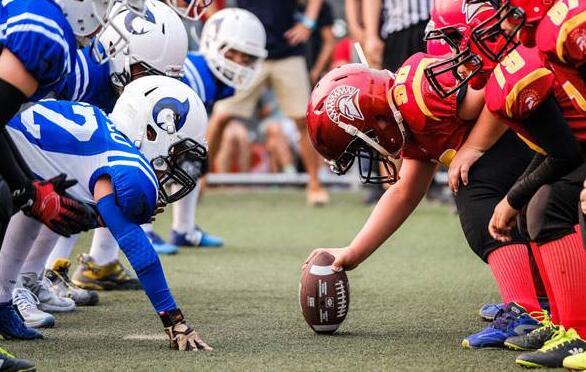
[124,8,156,35]
[152,97,190,132]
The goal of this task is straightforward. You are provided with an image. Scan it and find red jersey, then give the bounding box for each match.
[536,0,586,116]
[485,46,586,148]
[389,53,472,167]
[536,0,586,67]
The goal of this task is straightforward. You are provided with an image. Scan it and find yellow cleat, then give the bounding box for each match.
[564,350,586,371]
[71,254,141,291]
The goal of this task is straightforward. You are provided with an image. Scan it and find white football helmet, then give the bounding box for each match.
[199,8,267,90]
[98,0,188,91]
[110,75,208,203]
[165,0,212,21]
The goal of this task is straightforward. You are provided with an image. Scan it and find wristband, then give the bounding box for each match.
[300,15,317,30]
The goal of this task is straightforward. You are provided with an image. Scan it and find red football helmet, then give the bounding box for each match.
[424,0,504,97]
[468,0,554,61]
[306,64,406,184]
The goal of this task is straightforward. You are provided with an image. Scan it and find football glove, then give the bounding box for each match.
[160,309,212,352]
[20,174,99,237]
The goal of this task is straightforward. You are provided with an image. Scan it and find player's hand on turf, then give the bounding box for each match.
[285,23,311,46]
[448,146,484,193]
[24,174,99,237]
[488,198,519,242]
[303,248,358,272]
[160,309,212,352]
[580,180,586,214]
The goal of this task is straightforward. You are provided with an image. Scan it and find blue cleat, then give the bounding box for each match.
[463,302,540,349]
[146,231,179,255]
[0,302,42,340]
[479,298,550,321]
[170,226,224,248]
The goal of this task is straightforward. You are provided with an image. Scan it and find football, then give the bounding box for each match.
[299,251,350,334]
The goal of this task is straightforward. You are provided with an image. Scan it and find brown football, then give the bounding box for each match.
[299,251,350,334]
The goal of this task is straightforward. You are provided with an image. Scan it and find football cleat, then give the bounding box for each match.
[479,298,550,321]
[160,308,213,352]
[170,226,224,248]
[564,350,586,371]
[12,288,54,329]
[504,312,558,351]
[147,231,179,255]
[45,259,99,306]
[516,327,586,368]
[20,273,75,313]
[0,347,36,372]
[479,303,504,321]
[462,302,540,349]
[71,254,141,291]
[0,302,42,340]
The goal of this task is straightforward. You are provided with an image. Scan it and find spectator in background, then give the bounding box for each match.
[301,1,337,85]
[207,0,330,207]
[215,119,251,173]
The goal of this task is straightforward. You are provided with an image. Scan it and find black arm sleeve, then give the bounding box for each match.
[579,64,586,87]
[507,96,584,210]
[0,78,35,208]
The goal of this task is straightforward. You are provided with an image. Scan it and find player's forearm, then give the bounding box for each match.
[362,0,382,39]
[345,0,365,42]
[347,160,436,265]
[96,193,177,313]
[461,106,508,153]
[312,28,336,77]
[304,0,324,22]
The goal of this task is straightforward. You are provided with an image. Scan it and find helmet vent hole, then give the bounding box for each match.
[144,86,158,96]
[147,124,157,141]
[333,75,347,82]
[162,24,166,34]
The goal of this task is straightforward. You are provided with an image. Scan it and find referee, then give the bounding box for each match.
[363,0,431,71]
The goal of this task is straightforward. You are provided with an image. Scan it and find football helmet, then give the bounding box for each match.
[98,0,188,92]
[306,64,406,184]
[165,0,213,21]
[199,8,268,90]
[109,76,208,204]
[467,0,554,60]
[424,0,503,97]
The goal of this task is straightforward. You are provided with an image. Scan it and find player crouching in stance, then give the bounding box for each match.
[0,76,212,351]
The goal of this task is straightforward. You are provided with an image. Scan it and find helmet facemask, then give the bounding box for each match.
[328,133,399,184]
[424,27,483,98]
[208,44,262,89]
[152,137,207,204]
[165,0,213,21]
[470,1,525,62]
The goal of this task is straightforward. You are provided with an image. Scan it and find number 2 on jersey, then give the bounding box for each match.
[20,103,98,142]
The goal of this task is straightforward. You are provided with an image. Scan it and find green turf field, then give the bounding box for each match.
[5,189,553,371]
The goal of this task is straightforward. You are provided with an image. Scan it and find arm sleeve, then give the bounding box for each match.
[96,194,177,313]
[507,96,584,210]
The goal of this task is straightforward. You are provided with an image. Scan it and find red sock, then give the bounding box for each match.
[530,242,559,323]
[487,244,541,313]
[540,230,586,337]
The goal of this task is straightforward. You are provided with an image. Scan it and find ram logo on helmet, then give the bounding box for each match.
[124,7,156,35]
[152,97,190,132]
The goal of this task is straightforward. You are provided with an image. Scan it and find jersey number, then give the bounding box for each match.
[20,104,98,142]
[548,0,579,26]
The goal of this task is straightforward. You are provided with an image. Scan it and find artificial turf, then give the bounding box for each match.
[4,189,557,371]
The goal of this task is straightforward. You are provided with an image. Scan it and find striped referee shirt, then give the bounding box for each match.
[381,0,432,37]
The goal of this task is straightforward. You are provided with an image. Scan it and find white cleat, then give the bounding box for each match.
[21,272,76,313]
[12,287,55,328]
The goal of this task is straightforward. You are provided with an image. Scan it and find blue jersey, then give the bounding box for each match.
[6,100,157,224]
[0,0,77,101]
[56,46,117,113]
[182,52,234,112]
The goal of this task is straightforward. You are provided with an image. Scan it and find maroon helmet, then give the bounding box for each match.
[306,63,406,184]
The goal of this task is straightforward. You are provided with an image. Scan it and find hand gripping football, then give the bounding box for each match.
[299,251,350,334]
